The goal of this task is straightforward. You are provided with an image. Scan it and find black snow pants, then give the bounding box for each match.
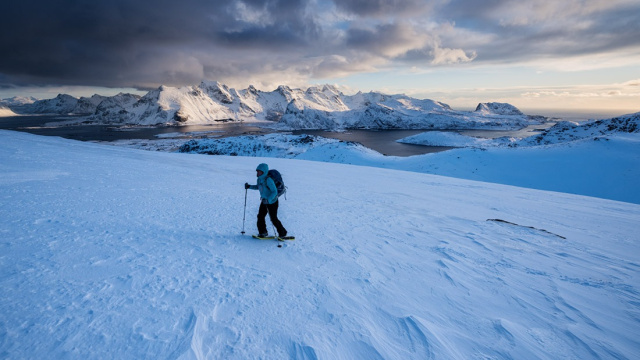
[257,200,287,237]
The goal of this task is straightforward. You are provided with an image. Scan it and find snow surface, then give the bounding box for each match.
[1,129,639,359]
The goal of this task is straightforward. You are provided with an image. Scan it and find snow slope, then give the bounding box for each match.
[404,134,640,205]
[1,130,639,359]
[172,128,640,204]
[0,105,17,117]
[394,114,640,204]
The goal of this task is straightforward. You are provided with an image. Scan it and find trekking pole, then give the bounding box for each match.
[241,188,248,235]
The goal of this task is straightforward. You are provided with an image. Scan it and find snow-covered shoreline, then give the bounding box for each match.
[1,129,638,359]
[397,130,518,147]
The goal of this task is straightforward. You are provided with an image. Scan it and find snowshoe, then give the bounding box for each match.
[253,234,275,240]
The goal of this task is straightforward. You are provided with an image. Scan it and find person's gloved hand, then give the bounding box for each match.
[261,198,268,204]
[245,183,250,189]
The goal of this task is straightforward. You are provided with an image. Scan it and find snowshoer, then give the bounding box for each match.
[245,163,288,238]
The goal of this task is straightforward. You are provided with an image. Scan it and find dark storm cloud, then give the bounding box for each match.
[1,0,217,87]
[1,0,639,91]
[0,0,323,89]
[333,0,433,17]
[214,0,322,49]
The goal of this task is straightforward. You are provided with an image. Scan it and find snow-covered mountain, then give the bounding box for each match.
[0,95,37,108]
[116,81,549,129]
[8,94,109,115]
[1,129,638,359]
[474,102,524,116]
[5,81,549,129]
[0,96,33,117]
[92,93,143,123]
[21,94,79,114]
[73,94,109,115]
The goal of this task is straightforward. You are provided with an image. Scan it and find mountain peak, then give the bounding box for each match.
[200,81,233,104]
[475,102,524,116]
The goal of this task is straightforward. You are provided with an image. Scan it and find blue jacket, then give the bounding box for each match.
[249,163,278,204]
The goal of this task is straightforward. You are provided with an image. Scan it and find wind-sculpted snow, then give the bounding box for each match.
[1,130,639,359]
[3,80,549,129]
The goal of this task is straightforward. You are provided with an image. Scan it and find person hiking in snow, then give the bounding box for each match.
[245,163,289,239]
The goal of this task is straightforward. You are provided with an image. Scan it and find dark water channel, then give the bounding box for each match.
[0,115,271,141]
[0,115,546,157]
[291,129,454,156]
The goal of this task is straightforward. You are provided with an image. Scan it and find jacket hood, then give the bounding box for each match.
[256,163,269,178]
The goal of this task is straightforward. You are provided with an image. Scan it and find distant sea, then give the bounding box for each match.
[452,108,636,122]
[515,109,637,122]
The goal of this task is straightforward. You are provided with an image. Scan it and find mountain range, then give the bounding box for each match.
[2,81,548,130]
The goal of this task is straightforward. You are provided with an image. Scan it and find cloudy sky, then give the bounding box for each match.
[1,0,639,113]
